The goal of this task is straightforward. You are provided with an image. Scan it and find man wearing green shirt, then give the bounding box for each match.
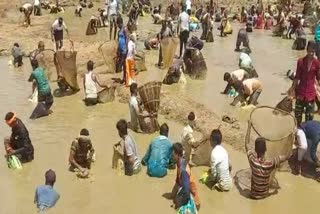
[29,59,54,119]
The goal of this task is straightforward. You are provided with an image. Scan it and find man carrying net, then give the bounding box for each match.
[245,121,290,199]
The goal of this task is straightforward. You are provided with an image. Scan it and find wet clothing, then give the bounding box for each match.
[129,96,139,131]
[300,120,320,163]
[175,158,200,207]
[123,134,141,176]
[11,46,23,67]
[70,137,95,169]
[142,135,173,177]
[247,150,280,199]
[29,67,51,96]
[84,71,98,99]
[9,119,34,162]
[84,71,98,106]
[34,185,60,211]
[239,52,257,78]
[208,145,232,191]
[236,28,250,50]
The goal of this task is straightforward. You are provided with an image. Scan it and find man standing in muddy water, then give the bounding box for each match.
[290,41,320,125]
[4,112,34,163]
[29,59,54,119]
[245,122,289,199]
[178,6,190,58]
[51,17,69,51]
[116,119,141,176]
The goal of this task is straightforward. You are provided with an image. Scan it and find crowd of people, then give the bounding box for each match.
[5,0,320,213]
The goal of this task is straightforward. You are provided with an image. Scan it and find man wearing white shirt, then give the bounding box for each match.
[34,0,41,16]
[108,0,118,40]
[20,3,33,26]
[178,6,190,57]
[51,17,69,51]
[206,129,232,191]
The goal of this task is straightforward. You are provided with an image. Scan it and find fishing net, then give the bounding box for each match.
[247,106,296,167]
[161,37,179,69]
[97,86,116,103]
[134,51,147,72]
[183,48,207,80]
[56,50,79,90]
[98,41,117,73]
[31,49,57,81]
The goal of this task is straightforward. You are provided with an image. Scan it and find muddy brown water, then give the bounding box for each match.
[1,13,320,214]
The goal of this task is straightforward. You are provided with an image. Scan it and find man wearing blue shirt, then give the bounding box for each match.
[142,123,174,177]
[34,169,60,212]
[299,120,320,168]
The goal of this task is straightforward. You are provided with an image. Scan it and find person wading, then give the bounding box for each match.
[69,129,95,177]
[51,17,69,51]
[116,119,141,176]
[34,169,60,212]
[178,6,190,58]
[83,60,107,106]
[4,112,34,163]
[290,41,320,125]
[245,121,290,199]
[28,59,54,119]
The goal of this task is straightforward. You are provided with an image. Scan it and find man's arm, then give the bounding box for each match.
[222,82,232,94]
[231,93,244,106]
[142,143,151,165]
[245,120,251,153]
[28,73,34,82]
[34,189,38,204]
[92,74,108,88]
[63,22,69,35]
[210,154,218,181]
[69,150,84,172]
[51,26,55,41]
[88,144,95,160]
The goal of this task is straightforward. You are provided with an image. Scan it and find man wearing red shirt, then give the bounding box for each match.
[292,41,320,125]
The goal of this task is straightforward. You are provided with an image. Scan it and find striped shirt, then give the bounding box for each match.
[247,151,280,199]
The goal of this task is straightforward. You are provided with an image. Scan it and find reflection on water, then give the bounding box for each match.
[0,23,320,214]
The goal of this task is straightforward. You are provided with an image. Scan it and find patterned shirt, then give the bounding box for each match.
[247,151,280,199]
[295,56,320,101]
